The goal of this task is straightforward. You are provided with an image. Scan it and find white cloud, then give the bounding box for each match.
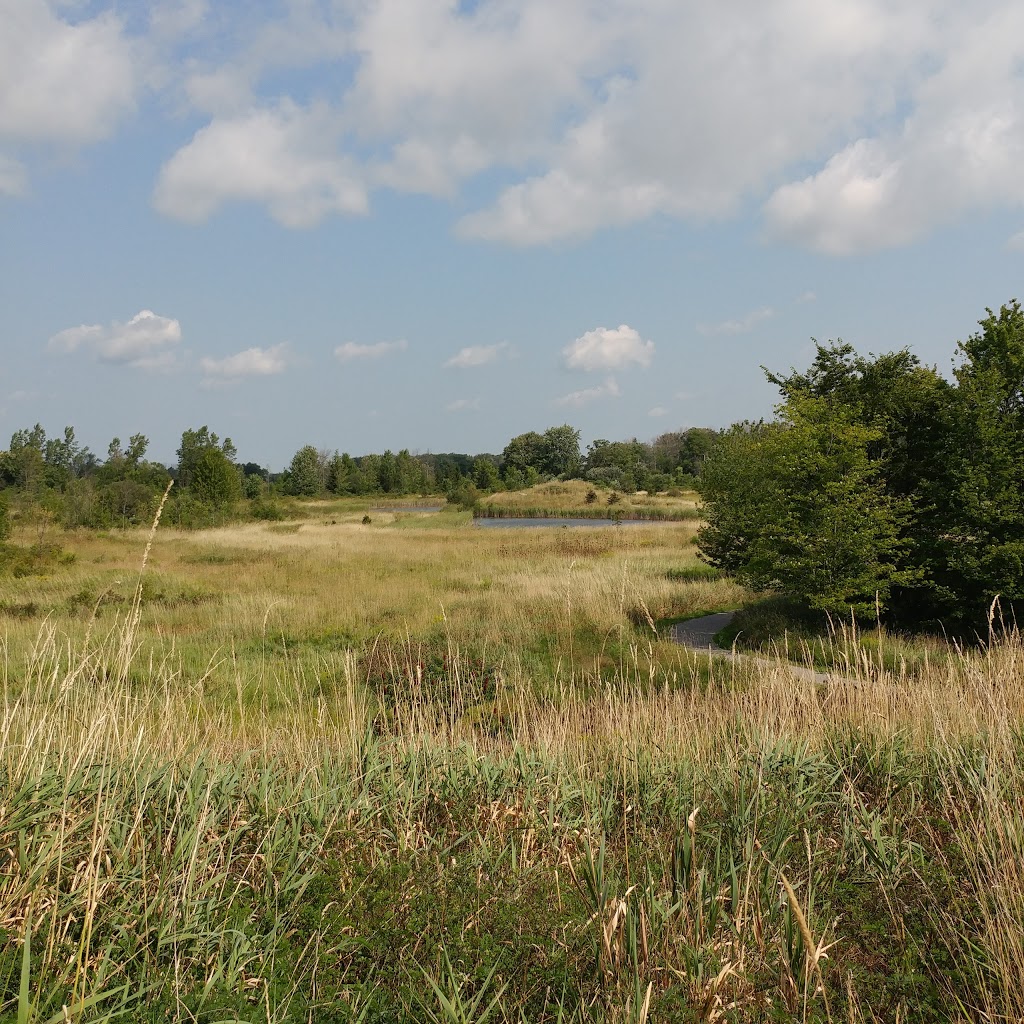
[1008,231,1024,252]
[764,5,1024,253]
[555,376,620,407]
[0,1,137,147]
[563,325,653,372]
[444,342,509,368]
[697,307,776,337]
[648,406,668,418]
[134,0,1024,249]
[154,102,368,226]
[446,398,480,412]
[200,343,289,379]
[48,310,182,370]
[334,339,408,362]
[796,291,817,305]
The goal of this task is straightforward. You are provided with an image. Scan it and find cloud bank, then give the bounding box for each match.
[8,1,1024,254]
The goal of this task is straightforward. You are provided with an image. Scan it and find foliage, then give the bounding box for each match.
[940,301,1024,609]
[700,403,918,616]
[189,446,242,508]
[700,303,1024,626]
[175,426,237,489]
[502,425,582,480]
[285,444,323,496]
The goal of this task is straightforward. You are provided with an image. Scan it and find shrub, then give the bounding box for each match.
[251,499,286,522]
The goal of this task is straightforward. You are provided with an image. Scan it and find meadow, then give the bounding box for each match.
[1,493,1022,1022]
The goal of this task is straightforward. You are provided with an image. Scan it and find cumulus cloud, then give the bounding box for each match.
[648,406,668,418]
[763,5,1024,253]
[1007,231,1024,251]
[154,102,368,226]
[555,376,620,407]
[334,339,407,362]
[48,310,182,370]
[563,325,653,372]
[4,0,1018,253]
[0,1,137,149]
[200,343,289,379]
[697,307,776,337]
[444,342,509,368]
[446,398,480,412]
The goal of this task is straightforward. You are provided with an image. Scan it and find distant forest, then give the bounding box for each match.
[0,421,719,532]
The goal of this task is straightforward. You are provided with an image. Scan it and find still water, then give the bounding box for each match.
[474,517,655,528]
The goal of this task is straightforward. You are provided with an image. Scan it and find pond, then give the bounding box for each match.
[474,517,661,528]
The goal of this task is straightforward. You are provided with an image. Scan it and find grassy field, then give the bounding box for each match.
[2,494,1023,1022]
[479,481,700,520]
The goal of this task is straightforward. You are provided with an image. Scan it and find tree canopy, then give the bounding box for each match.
[699,301,1024,628]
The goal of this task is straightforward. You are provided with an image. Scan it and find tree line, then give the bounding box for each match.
[0,417,719,532]
[698,300,1024,631]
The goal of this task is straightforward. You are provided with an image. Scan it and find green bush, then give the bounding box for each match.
[250,498,286,521]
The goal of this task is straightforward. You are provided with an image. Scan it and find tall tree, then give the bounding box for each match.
[286,445,322,496]
[176,427,237,488]
[699,401,917,617]
[941,301,1024,611]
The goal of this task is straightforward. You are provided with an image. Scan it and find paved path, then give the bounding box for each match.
[670,611,738,650]
[670,611,834,683]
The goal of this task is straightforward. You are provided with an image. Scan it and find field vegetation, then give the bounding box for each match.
[477,482,698,521]
[2,496,1023,1023]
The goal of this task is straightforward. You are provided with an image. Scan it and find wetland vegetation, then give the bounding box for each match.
[2,300,1023,1021]
[1,492,1023,1023]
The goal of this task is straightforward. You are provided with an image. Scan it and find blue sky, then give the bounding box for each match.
[2,0,1023,469]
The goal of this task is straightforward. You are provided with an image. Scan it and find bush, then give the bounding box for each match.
[0,495,9,542]
[446,482,481,512]
[251,499,286,522]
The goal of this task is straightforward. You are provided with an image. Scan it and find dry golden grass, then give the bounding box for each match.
[482,479,699,514]
[3,507,1024,1022]
[0,508,743,697]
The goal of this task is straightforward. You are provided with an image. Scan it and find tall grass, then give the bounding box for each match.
[1,510,1023,1021]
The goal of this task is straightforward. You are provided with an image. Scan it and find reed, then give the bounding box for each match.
[1,509,1022,1021]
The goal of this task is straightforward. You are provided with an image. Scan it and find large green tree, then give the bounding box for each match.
[176,427,237,489]
[699,305,1024,627]
[175,427,240,508]
[940,301,1024,611]
[699,400,917,617]
[285,445,323,496]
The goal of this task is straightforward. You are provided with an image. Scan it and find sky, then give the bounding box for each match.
[2,0,1024,470]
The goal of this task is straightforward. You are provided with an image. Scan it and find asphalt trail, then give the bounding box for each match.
[670,610,833,683]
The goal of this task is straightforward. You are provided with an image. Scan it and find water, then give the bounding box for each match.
[370,505,444,513]
[474,517,658,528]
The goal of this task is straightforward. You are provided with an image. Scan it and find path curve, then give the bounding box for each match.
[670,611,834,683]
[670,611,737,650]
